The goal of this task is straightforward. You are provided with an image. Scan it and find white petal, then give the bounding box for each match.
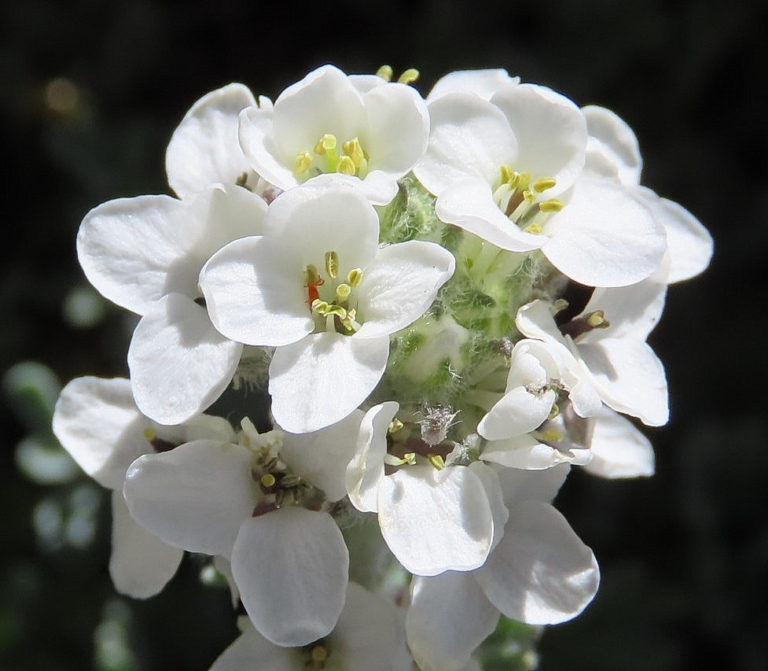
[109,491,183,599]
[200,236,314,347]
[482,434,578,470]
[266,176,380,272]
[475,501,599,624]
[406,573,499,671]
[468,461,509,553]
[346,402,399,513]
[414,94,517,196]
[543,178,665,286]
[238,107,298,191]
[271,65,365,165]
[495,463,571,507]
[355,241,455,338]
[577,266,668,342]
[428,69,519,101]
[128,294,242,425]
[334,582,412,671]
[435,178,543,252]
[363,82,429,176]
[232,508,348,647]
[578,339,668,426]
[52,377,148,490]
[581,105,642,186]
[279,409,363,502]
[478,386,555,441]
[77,195,192,315]
[209,626,297,671]
[269,333,389,433]
[583,407,655,478]
[378,465,494,576]
[492,83,587,195]
[166,83,257,199]
[123,440,256,557]
[637,190,713,283]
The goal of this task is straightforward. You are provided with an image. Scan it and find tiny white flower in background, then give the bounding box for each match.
[426,68,520,101]
[51,376,234,598]
[200,177,455,433]
[238,64,430,205]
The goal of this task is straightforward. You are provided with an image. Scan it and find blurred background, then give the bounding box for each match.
[1,0,765,669]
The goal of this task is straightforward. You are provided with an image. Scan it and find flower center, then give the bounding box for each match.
[304,251,364,335]
[294,134,370,180]
[492,165,564,234]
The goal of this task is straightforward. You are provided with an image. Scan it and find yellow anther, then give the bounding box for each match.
[143,428,156,441]
[548,403,560,421]
[311,645,329,663]
[552,298,569,314]
[311,298,329,313]
[335,283,352,301]
[314,134,337,155]
[540,428,564,443]
[523,189,536,204]
[347,268,364,287]
[337,155,356,175]
[586,310,610,328]
[500,165,515,184]
[340,308,361,333]
[539,198,565,212]
[397,68,420,84]
[260,473,276,488]
[533,177,557,193]
[294,151,313,175]
[515,171,531,190]
[388,418,404,434]
[376,65,393,81]
[325,304,348,319]
[325,251,339,279]
[427,454,446,470]
[403,452,417,465]
[342,137,366,168]
[522,222,544,234]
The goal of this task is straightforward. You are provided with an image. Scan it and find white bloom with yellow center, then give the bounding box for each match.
[200,178,455,433]
[238,64,430,205]
[123,413,362,647]
[414,84,667,287]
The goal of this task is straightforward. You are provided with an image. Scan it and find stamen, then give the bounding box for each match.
[337,155,356,175]
[335,283,351,301]
[533,177,557,193]
[342,137,366,168]
[540,428,564,443]
[325,251,339,279]
[397,68,419,84]
[311,645,329,663]
[427,454,446,470]
[586,310,609,328]
[260,473,276,488]
[539,198,565,212]
[314,134,337,155]
[388,418,404,434]
[295,151,313,175]
[376,65,393,81]
[548,403,560,420]
[347,268,364,287]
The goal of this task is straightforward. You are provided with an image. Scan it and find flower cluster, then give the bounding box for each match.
[53,65,712,670]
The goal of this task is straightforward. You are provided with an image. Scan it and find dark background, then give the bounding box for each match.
[2,0,766,669]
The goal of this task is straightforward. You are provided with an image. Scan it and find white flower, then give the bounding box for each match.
[346,403,508,577]
[238,64,430,205]
[516,278,669,426]
[200,177,455,433]
[122,414,362,646]
[209,583,412,671]
[582,104,713,283]
[405,465,599,671]
[78,184,268,424]
[414,84,666,287]
[51,376,233,598]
